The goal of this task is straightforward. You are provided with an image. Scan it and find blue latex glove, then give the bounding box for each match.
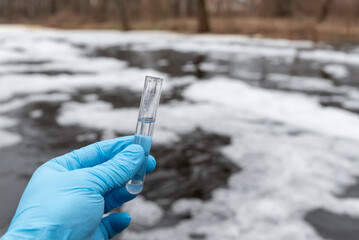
[1,136,156,240]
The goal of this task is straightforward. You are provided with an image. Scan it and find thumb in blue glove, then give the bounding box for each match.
[1,136,156,240]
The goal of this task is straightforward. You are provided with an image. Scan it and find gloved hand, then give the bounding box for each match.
[1,136,156,240]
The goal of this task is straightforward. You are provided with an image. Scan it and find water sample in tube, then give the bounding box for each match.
[126,76,163,194]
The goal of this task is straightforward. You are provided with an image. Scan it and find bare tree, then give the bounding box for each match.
[186,0,194,17]
[318,0,333,23]
[2,0,13,21]
[172,0,181,18]
[47,0,57,15]
[98,0,108,21]
[197,0,210,33]
[78,0,91,18]
[26,0,37,19]
[274,0,293,17]
[116,0,131,31]
[215,0,224,16]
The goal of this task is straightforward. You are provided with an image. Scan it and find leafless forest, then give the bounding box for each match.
[0,1,359,41]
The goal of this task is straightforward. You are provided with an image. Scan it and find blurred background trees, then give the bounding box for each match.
[0,0,358,42]
[0,0,357,25]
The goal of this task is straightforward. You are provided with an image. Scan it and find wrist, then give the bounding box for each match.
[3,224,72,240]
[2,230,36,240]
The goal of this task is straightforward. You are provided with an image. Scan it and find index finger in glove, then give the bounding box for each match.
[49,136,135,171]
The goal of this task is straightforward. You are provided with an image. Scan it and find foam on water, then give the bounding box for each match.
[1,26,359,239]
[0,116,21,149]
[57,78,359,240]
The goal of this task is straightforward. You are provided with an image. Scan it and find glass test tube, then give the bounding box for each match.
[126,76,163,194]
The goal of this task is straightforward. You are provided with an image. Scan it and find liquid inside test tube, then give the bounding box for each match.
[126,76,163,194]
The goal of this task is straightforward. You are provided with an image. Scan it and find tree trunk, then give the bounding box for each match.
[197,0,210,33]
[3,0,13,21]
[274,0,292,18]
[172,0,180,18]
[318,0,333,23]
[186,0,194,17]
[117,0,131,31]
[97,0,107,22]
[79,0,90,18]
[216,0,224,16]
[27,0,37,19]
[47,0,57,15]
